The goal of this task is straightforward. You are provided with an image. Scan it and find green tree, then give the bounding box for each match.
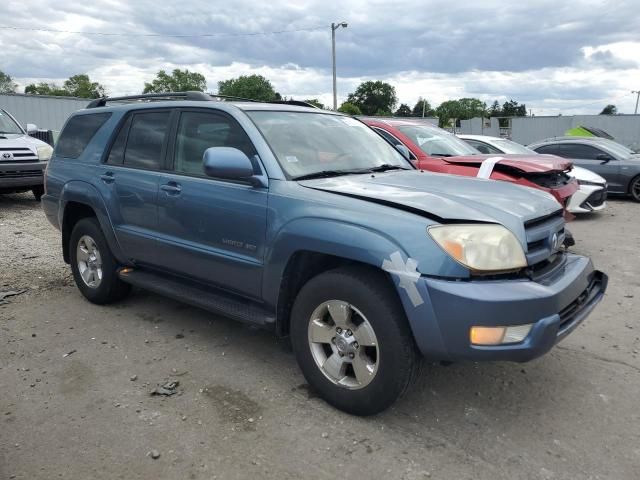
[435,100,463,127]
[346,81,397,116]
[144,69,207,94]
[304,98,325,109]
[458,98,487,119]
[600,104,617,115]
[488,100,502,117]
[412,98,434,117]
[337,102,362,115]
[25,74,106,98]
[395,103,412,117]
[217,74,278,101]
[0,70,17,94]
[63,74,105,98]
[434,98,486,127]
[24,82,68,96]
[501,99,527,116]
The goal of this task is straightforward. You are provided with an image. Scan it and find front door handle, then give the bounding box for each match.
[160,182,182,195]
[100,172,115,184]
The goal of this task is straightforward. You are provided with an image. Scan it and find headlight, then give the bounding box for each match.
[577,179,605,187]
[37,145,53,161]
[428,224,527,273]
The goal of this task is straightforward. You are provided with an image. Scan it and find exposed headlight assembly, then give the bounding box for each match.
[428,224,527,273]
[577,179,605,187]
[37,145,53,161]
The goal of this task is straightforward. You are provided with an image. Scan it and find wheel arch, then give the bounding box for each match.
[627,173,640,199]
[60,181,125,264]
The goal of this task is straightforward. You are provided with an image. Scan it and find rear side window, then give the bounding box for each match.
[558,143,605,160]
[466,139,501,154]
[106,116,132,165]
[56,113,111,158]
[534,144,560,155]
[123,111,171,170]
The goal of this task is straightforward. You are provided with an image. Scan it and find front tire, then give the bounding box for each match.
[290,266,419,416]
[69,217,131,304]
[32,185,44,201]
[630,176,640,202]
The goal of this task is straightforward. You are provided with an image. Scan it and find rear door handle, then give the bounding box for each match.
[100,172,115,184]
[160,182,182,195]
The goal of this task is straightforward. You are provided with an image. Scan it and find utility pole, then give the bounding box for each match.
[633,90,640,115]
[331,21,348,110]
[421,98,426,118]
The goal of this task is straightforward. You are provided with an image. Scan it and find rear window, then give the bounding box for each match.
[55,113,111,159]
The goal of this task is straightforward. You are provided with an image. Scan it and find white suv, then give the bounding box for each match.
[0,108,53,200]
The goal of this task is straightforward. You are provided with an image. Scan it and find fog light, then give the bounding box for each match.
[470,324,533,345]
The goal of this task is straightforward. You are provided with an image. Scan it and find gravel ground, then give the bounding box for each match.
[1,192,639,480]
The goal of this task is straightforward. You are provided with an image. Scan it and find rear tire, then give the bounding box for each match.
[32,186,44,201]
[69,217,131,304]
[630,176,640,202]
[290,266,419,416]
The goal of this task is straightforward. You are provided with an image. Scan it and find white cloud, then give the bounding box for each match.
[2,0,640,114]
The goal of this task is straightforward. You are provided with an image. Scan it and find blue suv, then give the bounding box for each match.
[43,92,607,415]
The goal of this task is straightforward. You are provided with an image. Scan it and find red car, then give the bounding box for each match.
[362,118,578,210]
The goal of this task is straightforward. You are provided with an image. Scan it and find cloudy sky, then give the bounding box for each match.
[1,0,639,115]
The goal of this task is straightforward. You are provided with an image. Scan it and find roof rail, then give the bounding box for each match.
[86,91,322,109]
[87,91,213,108]
[269,100,321,109]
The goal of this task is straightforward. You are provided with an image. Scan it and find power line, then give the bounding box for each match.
[0,24,327,38]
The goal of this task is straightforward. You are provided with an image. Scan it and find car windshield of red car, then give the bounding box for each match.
[397,125,478,157]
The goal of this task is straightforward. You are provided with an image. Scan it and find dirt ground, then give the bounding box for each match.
[1,192,639,480]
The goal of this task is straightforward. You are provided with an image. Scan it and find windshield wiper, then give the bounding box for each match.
[368,164,410,172]
[293,169,368,181]
[430,153,454,157]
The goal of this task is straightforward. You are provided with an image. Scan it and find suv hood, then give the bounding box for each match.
[443,154,572,173]
[300,170,562,245]
[0,133,47,151]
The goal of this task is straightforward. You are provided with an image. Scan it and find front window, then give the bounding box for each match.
[0,109,24,134]
[247,111,411,179]
[396,125,478,157]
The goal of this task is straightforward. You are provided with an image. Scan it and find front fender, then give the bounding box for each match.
[60,180,127,264]
[264,218,407,304]
[263,217,448,357]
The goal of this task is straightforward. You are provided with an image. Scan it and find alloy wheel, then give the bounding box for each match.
[307,300,379,389]
[76,235,103,288]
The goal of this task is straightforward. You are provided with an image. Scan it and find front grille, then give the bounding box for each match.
[0,169,42,178]
[558,272,606,334]
[0,147,38,162]
[524,210,565,266]
[580,189,607,209]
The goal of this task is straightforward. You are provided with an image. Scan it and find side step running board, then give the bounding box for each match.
[118,268,275,327]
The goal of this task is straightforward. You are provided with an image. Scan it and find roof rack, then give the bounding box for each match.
[87,91,322,109]
[87,91,214,108]
[270,100,321,109]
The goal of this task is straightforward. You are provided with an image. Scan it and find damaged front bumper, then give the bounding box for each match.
[396,253,607,362]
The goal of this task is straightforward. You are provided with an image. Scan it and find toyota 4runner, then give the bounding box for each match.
[42,92,607,415]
